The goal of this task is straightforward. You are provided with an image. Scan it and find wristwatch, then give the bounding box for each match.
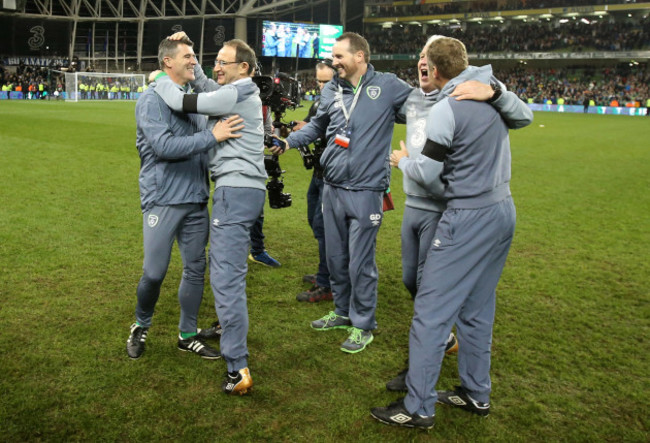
[486,82,502,104]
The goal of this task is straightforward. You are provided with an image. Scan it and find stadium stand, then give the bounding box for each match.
[1,0,648,112]
[365,19,650,55]
[366,0,647,18]
[362,1,649,113]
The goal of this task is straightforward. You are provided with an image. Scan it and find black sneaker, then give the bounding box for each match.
[437,386,490,416]
[222,368,253,395]
[197,321,222,340]
[126,323,148,359]
[386,368,408,392]
[177,335,221,360]
[371,398,434,429]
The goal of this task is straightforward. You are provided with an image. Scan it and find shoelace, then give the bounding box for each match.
[347,327,363,344]
[323,311,338,322]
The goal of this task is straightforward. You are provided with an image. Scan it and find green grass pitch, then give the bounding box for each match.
[0,100,648,441]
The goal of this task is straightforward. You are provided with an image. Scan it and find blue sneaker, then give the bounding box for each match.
[249,251,281,268]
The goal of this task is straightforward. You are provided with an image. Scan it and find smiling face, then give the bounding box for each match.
[418,46,436,93]
[164,43,196,86]
[213,45,242,85]
[332,38,361,83]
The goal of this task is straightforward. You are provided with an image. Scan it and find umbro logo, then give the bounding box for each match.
[213,218,219,226]
[433,238,441,247]
[448,395,467,406]
[389,413,412,424]
[225,383,234,390]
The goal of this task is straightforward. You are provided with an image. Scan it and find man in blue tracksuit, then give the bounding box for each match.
[282,32,412,353]
[371,37,520,429]
[384,35,534,392]
[127,35,242,361]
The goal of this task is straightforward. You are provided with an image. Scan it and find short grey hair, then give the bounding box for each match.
[158,36,194,70]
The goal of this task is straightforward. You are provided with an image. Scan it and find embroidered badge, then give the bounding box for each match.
[366,86,381,100]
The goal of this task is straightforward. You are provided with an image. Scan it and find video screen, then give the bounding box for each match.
[261,21,343,59]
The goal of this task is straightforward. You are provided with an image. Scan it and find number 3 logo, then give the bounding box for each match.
[28,26,45,50]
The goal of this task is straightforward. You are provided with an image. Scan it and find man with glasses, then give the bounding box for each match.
[150,37,265,395]
[196,40,266,396]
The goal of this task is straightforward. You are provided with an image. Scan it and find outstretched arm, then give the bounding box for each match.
[152,73,237,116]
[451,79,533,129]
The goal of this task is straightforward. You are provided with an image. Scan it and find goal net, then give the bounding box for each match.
[59,71,146,102]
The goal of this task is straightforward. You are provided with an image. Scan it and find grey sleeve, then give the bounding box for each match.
[392,75,413,110]
[398,155,443,190]
[286,85,333,147]
[190,64,220,93]
[153,76,237,116]
[137,94,217,160]
[490,77,534,130]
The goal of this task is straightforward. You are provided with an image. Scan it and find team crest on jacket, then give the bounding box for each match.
[366,86,381,100]
[147,214,159,227]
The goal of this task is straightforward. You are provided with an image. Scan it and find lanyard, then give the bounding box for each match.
[337,79,363,127]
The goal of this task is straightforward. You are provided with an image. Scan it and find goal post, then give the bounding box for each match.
[58,71,146,102]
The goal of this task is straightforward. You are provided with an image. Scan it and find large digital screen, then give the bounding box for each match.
[261,21,343,59]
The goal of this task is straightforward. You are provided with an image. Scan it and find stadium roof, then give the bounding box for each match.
[2,0,333,20]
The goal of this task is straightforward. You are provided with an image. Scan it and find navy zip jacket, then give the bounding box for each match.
[135,86,217,213]
[286,64,412,191]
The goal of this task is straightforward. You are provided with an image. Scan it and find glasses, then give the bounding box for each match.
[214,60,240,67]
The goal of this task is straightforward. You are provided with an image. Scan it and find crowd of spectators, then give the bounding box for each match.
[0,62,64,99]
[367,0,643,18]
[386,64,649,106]
[298,62,648,107]
[0,62,145,100]
[496,66,649,106]
[365,19,650,55]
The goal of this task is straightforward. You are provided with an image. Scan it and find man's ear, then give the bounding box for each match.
[431,65,440,80]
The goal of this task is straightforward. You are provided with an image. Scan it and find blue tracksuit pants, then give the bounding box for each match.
[404,197,516,417]
[401,206,442,299]
[209,186,265,373]
[322,184,383,331]
[135,203,208,333]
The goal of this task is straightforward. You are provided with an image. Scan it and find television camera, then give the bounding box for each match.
[252,72,302,209]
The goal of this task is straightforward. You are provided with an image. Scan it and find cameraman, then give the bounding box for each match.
[292,60,335,303]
